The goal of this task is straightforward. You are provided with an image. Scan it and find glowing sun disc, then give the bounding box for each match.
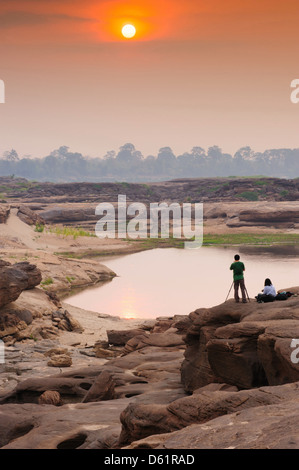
[122,24,136,38]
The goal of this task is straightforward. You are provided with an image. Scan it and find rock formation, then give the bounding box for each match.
[0,262,42,309]
[17,205,45,227]
[0,289,299,449]
[181,291,299,391]
[0,204,10,224]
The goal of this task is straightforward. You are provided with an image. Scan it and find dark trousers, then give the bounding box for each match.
[234,279,246,302]
[256,293,275,303]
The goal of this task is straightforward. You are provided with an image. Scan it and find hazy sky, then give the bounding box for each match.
[0,0,299,159]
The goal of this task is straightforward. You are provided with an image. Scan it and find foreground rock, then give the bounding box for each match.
[0,286,84,345]
[1,292,299,449]
[119,381,299,446]
[181,290,299,391]
[0,261,42,309]
[0,317,187,448]
[126,399,299,449]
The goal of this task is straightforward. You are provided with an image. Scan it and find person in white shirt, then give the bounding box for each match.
[256,278,277,303]
[262,278,277,297]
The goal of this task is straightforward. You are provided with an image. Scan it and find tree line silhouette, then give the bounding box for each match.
[0,143,299,182]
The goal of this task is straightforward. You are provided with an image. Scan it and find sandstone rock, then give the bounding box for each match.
[47,354,72,368]
[15,324,59,342]
[0,375,94,404]
[17,205,45,226]
[0,313,25,340]
[94,345,120,358]
[181,325,221,391]
[0,398,132,449]
[44,348,70,357]
[193,383,238,394]
[51,309,84,333]
[81,370,116,403]
[0,265,28,308]
[0,262,42,309]
[41,207,98,224]
[126,399,299,449]
[0,204,10,224]
[119,381,299,446]
[13,262,42,290]
[122,332,185,356]
[107,328,147,346]
[239,208,299,223]
[38,391,62,406]
[207,322,268,389]
[182,296,299,392]
[257,321,299,386]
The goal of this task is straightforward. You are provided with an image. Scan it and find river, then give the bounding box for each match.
[64,245,299,319]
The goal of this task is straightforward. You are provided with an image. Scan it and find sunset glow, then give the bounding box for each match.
[1,1,299,159]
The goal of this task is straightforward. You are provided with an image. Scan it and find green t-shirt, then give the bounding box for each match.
[230,261,245,281]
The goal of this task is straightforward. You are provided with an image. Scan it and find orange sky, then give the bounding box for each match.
[0,0,299,159]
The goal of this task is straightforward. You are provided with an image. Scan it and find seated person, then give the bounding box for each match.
[256,278,277,303]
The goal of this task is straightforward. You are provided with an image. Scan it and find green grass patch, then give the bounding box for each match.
[237,191,259,201]
[54,232,299,262]
[253,179,269,186]
[41,277,54,286]
[47,226,96,240]
[202,233,299,246]
[0,185,13,193]
[35,222,45,233]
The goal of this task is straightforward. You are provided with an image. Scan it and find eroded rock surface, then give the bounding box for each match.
[1,292,299,450]
[181,291,299,391]
[0,261,41,309]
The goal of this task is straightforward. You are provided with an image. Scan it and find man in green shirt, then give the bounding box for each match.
[230,254,247,303]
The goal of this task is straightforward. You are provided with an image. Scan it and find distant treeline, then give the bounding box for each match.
[1,144,299,182]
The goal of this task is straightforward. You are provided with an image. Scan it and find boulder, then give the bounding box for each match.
[81,370,116,403]
[107,328,147,346]
[17,205,45,226]
[181,294,299,392]
[51,309,84,333]
[13,262,42,290]
[0,262,42,309]
[38,391,62,406]
[47,354,72,368]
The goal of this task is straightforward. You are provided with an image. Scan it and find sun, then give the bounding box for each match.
[122,24,136,39]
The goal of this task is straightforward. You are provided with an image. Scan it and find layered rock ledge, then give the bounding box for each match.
[181,289,299,391]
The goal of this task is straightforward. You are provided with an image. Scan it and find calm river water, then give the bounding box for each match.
[65,245,299,319]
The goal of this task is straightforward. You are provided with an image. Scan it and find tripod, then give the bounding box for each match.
[225,280,250,302]
[225,281,234,302]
